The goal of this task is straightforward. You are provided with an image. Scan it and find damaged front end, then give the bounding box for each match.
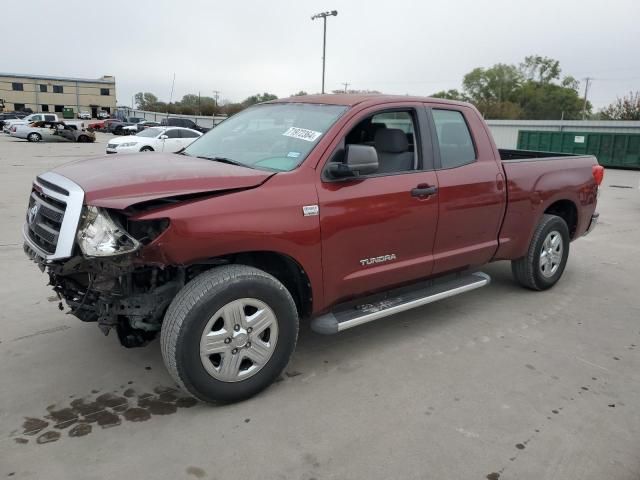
[23,173,186,347]
[28,246,184,347]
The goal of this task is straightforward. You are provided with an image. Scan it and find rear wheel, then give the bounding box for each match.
[511,214,570,290]
[161,265,299,403]
[77,135,90,143]
[27,132,42,142]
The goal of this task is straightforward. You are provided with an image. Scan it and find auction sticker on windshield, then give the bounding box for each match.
[282,127,322,142]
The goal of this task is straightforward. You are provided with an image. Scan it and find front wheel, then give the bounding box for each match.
[140,146,154,152]
[161,265,299,403]
[511,214,570,290]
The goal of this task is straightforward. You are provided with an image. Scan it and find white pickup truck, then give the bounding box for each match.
[2,113,59,133]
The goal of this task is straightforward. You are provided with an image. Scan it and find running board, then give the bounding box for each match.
[311,272,490,335]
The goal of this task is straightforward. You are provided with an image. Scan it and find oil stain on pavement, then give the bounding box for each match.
[13,384,198,445]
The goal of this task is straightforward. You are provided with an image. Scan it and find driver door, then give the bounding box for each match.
[317,104,440,307]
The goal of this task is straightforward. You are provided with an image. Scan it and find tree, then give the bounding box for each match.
[461,64,523,119]
[454,55,589,119]
[519,55,561,84]
[134,92,159,110]
[241,93,278,107]
[516,81,586,119]
[600,92,640,120]
[291,90,308,96]
[431,89,468,101]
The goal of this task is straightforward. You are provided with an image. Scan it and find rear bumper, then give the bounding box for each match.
[584,212,599,236]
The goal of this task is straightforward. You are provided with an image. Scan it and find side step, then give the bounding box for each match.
[311,272,490,335]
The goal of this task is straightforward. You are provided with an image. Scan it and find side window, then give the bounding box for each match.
[432,109,476,169]
[181,130,199,138]
[335,110,419,175]
[164,129,181,139]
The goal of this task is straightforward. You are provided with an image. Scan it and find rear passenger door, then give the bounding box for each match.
[161,128,183,152]
[180,129,201,147]
[426,104,506,275]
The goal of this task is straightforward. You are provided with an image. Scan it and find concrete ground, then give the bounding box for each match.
[0,132,639,480]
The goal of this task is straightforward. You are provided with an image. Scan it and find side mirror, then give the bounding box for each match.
[328,144,379,178]
[159,134,168,140]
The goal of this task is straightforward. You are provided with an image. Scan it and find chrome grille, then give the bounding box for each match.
[23,172,84,261]
[107,143,117,149]
[27,189,66,254]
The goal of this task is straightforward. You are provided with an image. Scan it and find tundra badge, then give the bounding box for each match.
[360,254,397,266]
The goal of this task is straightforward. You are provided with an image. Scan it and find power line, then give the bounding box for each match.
[341,82,350,93]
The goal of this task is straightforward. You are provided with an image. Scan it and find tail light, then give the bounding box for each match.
[592,165,605,186]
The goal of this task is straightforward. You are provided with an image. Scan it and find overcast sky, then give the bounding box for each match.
[3,0,639,109]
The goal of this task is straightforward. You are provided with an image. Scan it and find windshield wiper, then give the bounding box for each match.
[194,155,250,168]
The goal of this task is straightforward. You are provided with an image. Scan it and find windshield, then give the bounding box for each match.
[183,103,347,171]
[136,127,164,138]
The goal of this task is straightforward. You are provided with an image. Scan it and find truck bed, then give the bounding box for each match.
[494,150,599,261]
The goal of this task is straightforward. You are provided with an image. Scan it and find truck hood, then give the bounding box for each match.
[52,153,276,210]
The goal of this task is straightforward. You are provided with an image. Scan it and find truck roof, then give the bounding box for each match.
[270,93,472,109]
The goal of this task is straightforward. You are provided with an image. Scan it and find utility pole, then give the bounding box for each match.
[167,73,176,118]
[582,77,592,120]
[341,82,350,93]
[311,10,338,94]
[212,90,220,110]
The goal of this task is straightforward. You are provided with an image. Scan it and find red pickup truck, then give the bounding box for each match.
[23,95,603,403]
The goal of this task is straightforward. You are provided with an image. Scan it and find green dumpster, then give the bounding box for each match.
[517,130,640,169]
[62,107,75,119]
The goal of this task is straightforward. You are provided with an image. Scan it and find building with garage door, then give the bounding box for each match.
[0,73,116,118]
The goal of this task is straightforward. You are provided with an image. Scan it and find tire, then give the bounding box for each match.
[77,135,89,143]
[511,214,570,291]
[27,132,42,143]
[140,146,154,152]
[161,265,299,404]
[114,127,123,135]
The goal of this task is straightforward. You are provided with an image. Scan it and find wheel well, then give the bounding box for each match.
[545,200,578,238]
[205,251,313,319]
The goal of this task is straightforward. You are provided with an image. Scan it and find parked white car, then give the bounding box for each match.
[97,110,109,119]
[105,126,202,154]
[78,111,91,120]
[3,113,58,133]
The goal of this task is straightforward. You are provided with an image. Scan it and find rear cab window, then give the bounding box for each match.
[431,109,476,169]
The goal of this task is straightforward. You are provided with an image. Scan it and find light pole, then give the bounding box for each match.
[311,10,337,94]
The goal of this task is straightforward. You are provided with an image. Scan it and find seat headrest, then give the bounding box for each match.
[439,122,471,145]
[375,128,408,153]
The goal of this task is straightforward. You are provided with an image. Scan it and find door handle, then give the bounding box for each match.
[411,185,438,197]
